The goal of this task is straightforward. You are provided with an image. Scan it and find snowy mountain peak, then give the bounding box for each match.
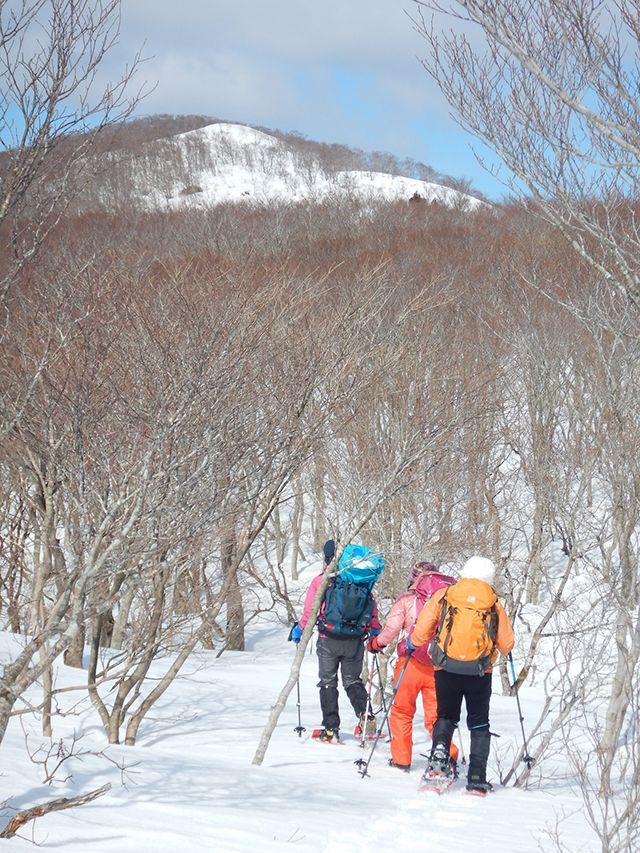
[130,121,485,211]
[174,122,282,150]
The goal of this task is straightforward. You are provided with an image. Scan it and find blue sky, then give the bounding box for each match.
[106,0,506,199]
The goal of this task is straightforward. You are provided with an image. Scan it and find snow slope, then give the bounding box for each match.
[134,123,485,211]
[0,560,598,852]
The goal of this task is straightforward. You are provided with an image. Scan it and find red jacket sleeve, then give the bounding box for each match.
[369,598,381,632]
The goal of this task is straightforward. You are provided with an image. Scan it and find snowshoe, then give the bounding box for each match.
[388,759,411,773]
[311,728,340,743]
[465,781,493,797]
[418,767,457,794]
[419,744,457,793]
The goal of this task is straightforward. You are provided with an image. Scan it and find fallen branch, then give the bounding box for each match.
[0,783,111,838]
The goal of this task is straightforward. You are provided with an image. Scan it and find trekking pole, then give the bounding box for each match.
[288,624,306,738]
[355,654,412,778]
[508,652,534,769]
[293,676,306,737]
[374,654,392,739]
[455,728,466,766]
[357,659,377,750]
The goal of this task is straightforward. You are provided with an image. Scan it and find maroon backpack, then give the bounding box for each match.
[397,571,455,664]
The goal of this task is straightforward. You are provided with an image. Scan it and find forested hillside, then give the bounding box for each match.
[69,117,483,211]
[1,2,639,846]
[80,113,479,202]
[2,185,638,841]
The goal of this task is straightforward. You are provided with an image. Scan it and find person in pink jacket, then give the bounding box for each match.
[292,539,382,742]
[368,561,458,771]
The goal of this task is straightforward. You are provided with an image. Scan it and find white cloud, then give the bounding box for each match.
[139,50,300,123]
[115,0,431,118]
[102,0,502,196]
[120,0,424,67]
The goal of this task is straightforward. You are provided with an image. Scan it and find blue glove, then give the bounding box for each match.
[369,628,381,637]
[405,635,417,654]
[289,623,303,644]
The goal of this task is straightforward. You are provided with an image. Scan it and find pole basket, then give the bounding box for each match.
[354,757,370,776]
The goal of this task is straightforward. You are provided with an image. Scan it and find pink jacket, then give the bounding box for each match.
[375,590,418,648]
[376,569,455,663]
[299,572,381,637]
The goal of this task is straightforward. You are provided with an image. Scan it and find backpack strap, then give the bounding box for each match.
[316,577,335,628]
[482,604,499,651]
[435,592,456,654]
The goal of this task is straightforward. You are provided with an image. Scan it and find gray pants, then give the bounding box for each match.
[317,635,368,730]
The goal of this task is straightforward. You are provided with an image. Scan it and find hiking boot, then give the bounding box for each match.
[388,759,411,773]
[358,713,377,737]
[313,727,338,742]
[448,758,459,779]
[467,767,490,791]
[428,744,450,775]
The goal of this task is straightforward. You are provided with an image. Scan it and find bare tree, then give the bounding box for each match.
[0,0,146,305]
[412,0,640,306]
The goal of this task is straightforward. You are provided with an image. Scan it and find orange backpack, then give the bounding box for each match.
[429,579,499,676]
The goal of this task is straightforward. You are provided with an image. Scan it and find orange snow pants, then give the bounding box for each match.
[390,656,460,767]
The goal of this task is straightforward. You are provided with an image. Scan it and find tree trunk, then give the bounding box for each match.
[63,622,85,668]
[598,614,638,794]
[87,617,116,741]
[290,485,304,581]
[253,565,333,765]
[0,694,15,746]
[124,631,201,745]
[40,650,53,737]
[5,506,28,634]
[223,530,245,651]
[271,503,287,567]
[111,586,134,650]
[598,498,640,793]
[199,559,216,650]
[29,508,45,637]
[311,463,326,552]
[525,500,546,605]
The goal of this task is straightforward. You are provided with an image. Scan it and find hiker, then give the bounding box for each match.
[291,539,383,742]
[407,555,515,793]
[368,561,458,772]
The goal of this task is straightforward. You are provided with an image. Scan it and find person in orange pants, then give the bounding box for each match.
[368,561,459,772]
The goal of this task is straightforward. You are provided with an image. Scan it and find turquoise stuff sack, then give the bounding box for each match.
[337,544,385,589]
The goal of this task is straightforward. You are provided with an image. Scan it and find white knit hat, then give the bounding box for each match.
[460,556,496,587]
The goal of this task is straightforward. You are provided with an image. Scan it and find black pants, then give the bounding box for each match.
[316,635,368,730]
[433,669,493,784]
[434,669,492,729]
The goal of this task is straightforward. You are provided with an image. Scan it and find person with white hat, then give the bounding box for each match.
[407,555,515,794]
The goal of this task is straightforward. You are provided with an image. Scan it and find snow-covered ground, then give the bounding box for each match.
[0,561,597,852]
[134,123,485,211]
